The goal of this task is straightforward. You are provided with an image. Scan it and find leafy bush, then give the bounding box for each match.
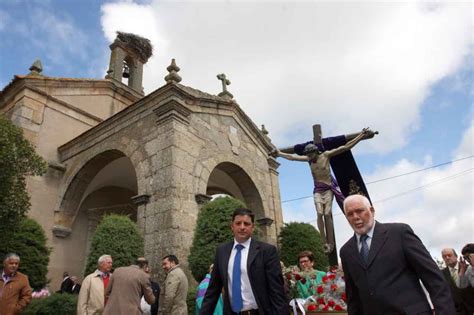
[187,284,197,315]
[24,293,77,315]
[188,197,245,282]
[0,116,47,242]
[0,218,50,290]
[84,214,144,276]
[279,222,328,271]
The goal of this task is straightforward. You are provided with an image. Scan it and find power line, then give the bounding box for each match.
[281,155,473,204]
[373,168,473,204]
[366,155,473,184]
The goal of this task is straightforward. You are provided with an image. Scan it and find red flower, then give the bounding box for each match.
[328,273,336,280]
[341,292,346,301]
[300,277,306,284]
[322,276,328,283]
[316,286,324,294]
[334,305,343,311]
[331,284,338,291]
[295,273,302,280]
[307,304,317,311]
[286,273,292,280]
[322,305,329,311]
[328,300,335,307]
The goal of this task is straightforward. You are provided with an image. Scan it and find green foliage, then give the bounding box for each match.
[0,116,47,238]
[0,218,50,290]
[84,214,144,276]
[23,293,77,315]
[187,284,197,315]
[278,222,329,271]
[188,197,245,282]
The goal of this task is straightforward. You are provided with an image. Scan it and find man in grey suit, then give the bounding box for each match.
[103,258,155,315]
[200,208,289,315]
[340,194,455,315]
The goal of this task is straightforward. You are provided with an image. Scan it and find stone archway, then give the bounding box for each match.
[206,162,264,218]
[53,150,138,276]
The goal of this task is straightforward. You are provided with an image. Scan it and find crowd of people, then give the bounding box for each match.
[0,202,472,314]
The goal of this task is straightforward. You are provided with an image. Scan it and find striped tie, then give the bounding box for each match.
[360,234,369,265]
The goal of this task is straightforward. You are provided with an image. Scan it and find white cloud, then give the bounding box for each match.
[100,1,472,154]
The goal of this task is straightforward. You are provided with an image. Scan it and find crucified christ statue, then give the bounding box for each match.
[271,127,372,253]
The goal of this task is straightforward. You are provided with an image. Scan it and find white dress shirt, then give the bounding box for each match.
[227,238,258,311]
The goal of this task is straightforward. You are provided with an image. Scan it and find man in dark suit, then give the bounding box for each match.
[70,276,81,294]
[340,194,455,315]
[59,271,73,293]
[200,208,289,315]
[441,248,474,314]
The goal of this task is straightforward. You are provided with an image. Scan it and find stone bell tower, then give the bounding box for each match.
[105,32,153,94]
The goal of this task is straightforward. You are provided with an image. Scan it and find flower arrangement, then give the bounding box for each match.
[32,287,50,299]
[284,266,347,313]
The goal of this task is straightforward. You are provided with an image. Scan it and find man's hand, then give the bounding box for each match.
[459,257,468,276]
[269,148,280,157]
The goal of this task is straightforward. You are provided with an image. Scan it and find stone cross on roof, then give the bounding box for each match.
[217,73,233,100]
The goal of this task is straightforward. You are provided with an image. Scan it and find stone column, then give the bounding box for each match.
[267,157,283,243]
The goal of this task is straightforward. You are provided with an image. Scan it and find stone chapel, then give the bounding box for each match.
[0,33,284,288]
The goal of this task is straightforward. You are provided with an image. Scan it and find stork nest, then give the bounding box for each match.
[116,31,153,61]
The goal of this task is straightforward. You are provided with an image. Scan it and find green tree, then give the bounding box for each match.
[84,214,144,276]
[0,116,47,237]
[278,222,329,271]
[0,218,50,290]
[188,197,245,282]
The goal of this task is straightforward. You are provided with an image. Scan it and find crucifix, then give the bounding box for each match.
[272,125,375,259]
[216,73,234,99]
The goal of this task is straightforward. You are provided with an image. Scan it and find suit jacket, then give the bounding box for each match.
[60,276,74,293]
[442,266,474,315]
[72,283,81,294]
[340,222,455,315]
[103,265,155,315]
[159,265,188,315]
[200,239,289,315]
[150,281,160,315]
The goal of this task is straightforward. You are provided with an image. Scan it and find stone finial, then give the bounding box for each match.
[164,59,182,84]
[261,124,269,135]
[29,59,43,75]
[217,73,234,99]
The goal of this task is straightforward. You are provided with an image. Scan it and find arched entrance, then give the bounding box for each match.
[55,150,138,274]
[206,162,264,220]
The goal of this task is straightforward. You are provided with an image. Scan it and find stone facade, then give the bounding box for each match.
[0,56,283,289]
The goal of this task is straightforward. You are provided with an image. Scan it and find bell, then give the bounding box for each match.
[122,64,130,78]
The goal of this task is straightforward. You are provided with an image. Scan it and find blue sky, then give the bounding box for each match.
[1,0,472,260]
